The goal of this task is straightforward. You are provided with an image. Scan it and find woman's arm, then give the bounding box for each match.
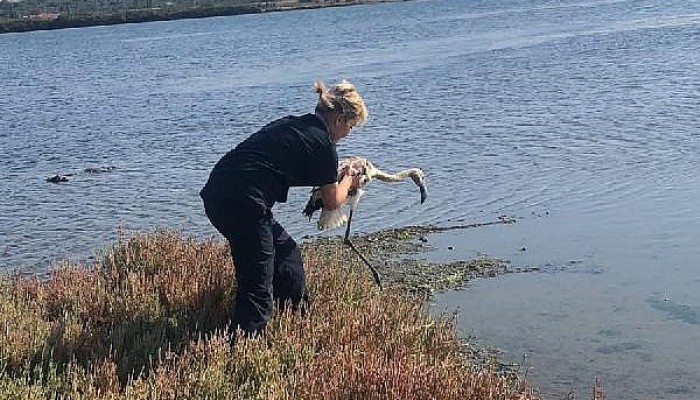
[320,173,358,210]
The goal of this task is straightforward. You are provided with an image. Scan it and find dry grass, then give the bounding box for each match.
[0,228,555,399]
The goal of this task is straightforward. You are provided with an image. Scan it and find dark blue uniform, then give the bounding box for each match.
[200,113,337,335]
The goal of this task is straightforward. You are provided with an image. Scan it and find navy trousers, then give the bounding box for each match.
[203,197,308,336]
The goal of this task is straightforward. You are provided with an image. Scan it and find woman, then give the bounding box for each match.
[200,79,368,337]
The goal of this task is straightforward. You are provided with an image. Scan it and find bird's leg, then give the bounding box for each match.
[343,207,353,243]
[343,210,382,289]
[345,238,383,290]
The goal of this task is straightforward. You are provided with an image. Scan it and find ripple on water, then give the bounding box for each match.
[2,3,700,397]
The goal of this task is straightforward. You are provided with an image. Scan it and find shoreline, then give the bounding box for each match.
[0,227,539,398]
[0,0,404,34]
[301,217,518,294]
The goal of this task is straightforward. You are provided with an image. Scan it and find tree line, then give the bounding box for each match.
[0,0,352,33]
[1,0,268,19]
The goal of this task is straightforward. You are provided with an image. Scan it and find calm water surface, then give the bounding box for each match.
[2,0,699,398]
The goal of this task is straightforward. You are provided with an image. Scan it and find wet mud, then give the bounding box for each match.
[301,217,517,295]
[300,216,526,375]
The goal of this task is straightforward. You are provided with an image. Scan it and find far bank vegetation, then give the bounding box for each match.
[0,0,388,33]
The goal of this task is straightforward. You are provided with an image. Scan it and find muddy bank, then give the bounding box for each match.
[301,216,517,294]
[300,216,527,376]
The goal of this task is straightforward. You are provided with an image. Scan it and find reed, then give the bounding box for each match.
[0,228,549,399]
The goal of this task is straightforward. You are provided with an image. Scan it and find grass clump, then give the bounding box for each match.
[0,228,536,399]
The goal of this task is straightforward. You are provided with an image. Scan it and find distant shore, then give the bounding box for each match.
[0,0,405,34]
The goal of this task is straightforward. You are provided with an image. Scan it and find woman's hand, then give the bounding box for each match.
[340,166,362,188]
[349,173,362,189]
[322,172,354,209]
[339,165,361,188]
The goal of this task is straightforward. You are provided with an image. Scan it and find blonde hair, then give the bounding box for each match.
[313,79,368,127]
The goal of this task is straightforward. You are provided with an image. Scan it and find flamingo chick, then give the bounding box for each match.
[302,156,428,231]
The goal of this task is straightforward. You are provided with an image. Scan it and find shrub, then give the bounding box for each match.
[0,229,535,399]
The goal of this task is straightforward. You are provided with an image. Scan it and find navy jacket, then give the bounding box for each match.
[201,113,338,213]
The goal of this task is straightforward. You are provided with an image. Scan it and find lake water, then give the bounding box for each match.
[1,0,699,398]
